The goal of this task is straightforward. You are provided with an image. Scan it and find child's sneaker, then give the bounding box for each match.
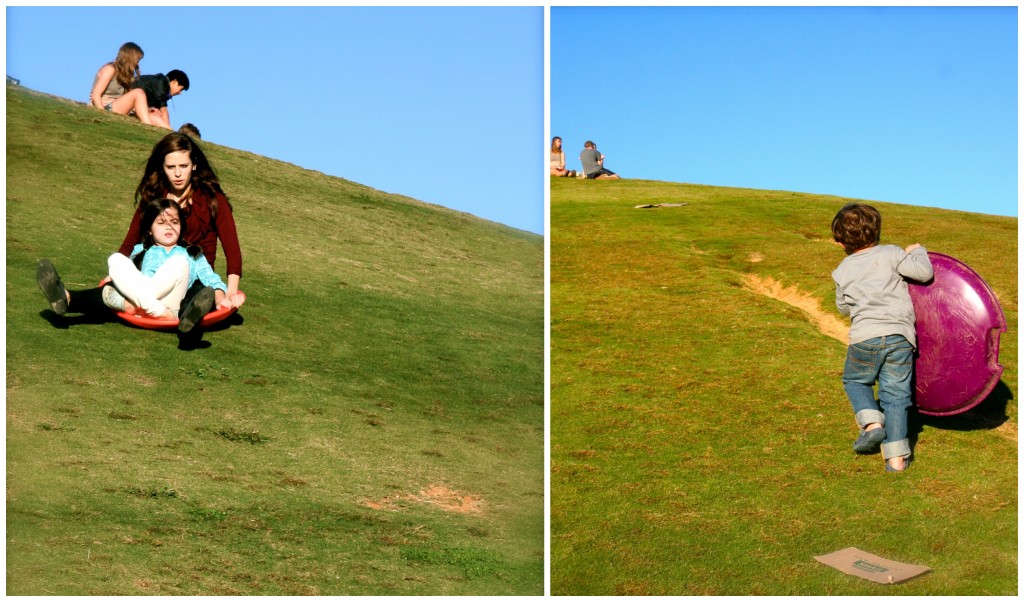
[852,427,885,454]
[885,455,913,473]
[101,285,127,312]
[36,259,69,315]
[177,286,215,333]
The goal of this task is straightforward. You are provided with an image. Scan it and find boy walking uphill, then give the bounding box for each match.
[831,203,933,472]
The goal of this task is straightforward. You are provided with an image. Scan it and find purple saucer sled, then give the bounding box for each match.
[908,252,1006,416]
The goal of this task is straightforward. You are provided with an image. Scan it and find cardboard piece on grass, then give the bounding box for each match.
[814,547,930,585]
[634,203,688,209]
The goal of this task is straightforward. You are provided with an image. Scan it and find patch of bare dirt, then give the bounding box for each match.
[416,485,484,513]
[742,274,848,344]
[994,420,1017,442]
[747,252,764,263]
[363,484,484,514]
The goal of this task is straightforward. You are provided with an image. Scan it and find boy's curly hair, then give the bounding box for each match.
[832,203,881,255]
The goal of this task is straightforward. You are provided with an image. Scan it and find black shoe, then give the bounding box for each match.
[36,259,69,315]
[177,286,215,333]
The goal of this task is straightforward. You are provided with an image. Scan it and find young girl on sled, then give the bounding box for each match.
[102,198,227,333]
[36,131,245,326]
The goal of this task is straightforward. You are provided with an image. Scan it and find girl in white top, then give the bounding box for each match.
[550,136,576,177]
[89,42,153,126]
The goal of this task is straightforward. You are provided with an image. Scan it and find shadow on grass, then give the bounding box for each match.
[38,309,115,328]
[205,312,244,333]
[39,309,244,352]
[177,313,244,351]
[176,330,212,351]
[908,380,1013,449]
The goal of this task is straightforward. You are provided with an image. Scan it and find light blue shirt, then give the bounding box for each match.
[130,244,227,293]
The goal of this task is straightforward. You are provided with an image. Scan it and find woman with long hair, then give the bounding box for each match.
[88,42,153,126]
[119,132,245,310]
[550,136,576,177]
[37,132,245,325]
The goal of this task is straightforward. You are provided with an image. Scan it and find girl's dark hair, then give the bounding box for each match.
[135,132,230,218]
[133,199,203,270]
[831,203,881,255]
[550,136,562,153]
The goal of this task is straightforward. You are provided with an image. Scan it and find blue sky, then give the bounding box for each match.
[552,6,1017,218]
[6,6,544,234]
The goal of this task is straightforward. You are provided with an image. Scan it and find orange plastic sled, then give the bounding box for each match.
[100,279,243,330]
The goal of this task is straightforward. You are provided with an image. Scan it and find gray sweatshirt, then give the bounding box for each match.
[832,244,934,347]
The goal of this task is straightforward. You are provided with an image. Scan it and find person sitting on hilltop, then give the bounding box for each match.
[579,140,620,180]
[178,123,201,139]
[135,69,190,130]
[88,42,154,126]
[549,136,577,178]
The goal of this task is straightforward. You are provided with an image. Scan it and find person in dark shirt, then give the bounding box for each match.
[135,69,190,130]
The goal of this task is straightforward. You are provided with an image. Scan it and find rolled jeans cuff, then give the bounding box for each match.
[881,439,911,460]
[855,409,885,429]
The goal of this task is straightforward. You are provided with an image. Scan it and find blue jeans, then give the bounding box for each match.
[842,335,913,459]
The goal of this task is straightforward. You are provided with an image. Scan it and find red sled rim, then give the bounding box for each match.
[100,280,243,330]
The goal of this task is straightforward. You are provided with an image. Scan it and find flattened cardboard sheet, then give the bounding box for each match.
[814,547,930,585]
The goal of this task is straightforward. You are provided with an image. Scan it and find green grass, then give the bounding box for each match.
[550,177,1017,594]
[6,85,544,595]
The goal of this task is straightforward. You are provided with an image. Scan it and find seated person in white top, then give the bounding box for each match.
[89,42,153,126]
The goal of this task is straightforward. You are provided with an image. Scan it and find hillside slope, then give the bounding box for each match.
[6,85,543,595]
[550,177,1016,594]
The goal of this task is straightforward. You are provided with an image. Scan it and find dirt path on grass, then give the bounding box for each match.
[742,273,1017,442]
[742,274,848,344]
[363,485,484,514]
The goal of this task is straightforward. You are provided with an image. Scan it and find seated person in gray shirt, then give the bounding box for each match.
[579,140,620,180]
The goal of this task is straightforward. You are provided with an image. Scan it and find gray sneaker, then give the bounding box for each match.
[853,427,885,454]
[101,285,127,312]
[177,286,216,333]
[36,259,69,315]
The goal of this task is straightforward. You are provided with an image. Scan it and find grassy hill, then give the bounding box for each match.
[6,84,543,595]
[550,177,1016,594]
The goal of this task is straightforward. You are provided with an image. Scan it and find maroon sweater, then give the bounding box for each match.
[118,189,243,278]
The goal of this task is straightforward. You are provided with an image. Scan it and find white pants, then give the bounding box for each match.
[107,253,190,317]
